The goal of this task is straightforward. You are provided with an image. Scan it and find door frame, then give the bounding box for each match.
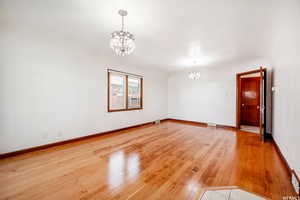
[236,67,267,137]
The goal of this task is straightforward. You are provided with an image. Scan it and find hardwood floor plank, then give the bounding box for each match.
[0,120,296,200]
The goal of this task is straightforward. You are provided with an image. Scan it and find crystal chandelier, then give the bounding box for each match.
[110,10,135,56]
[188,71,201,80]
[187,60,200,80]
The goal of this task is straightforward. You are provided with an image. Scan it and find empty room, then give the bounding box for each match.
[0,0,299,199]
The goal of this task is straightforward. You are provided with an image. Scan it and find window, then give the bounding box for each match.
[128,76,141,109]
[108,69,143,112]
[109,73,126,110]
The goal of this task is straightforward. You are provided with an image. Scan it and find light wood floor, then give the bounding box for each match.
[0,120,295,200]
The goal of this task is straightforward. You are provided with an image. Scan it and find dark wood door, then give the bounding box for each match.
[241,77,260,126]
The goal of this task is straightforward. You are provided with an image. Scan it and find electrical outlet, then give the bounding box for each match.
[155,120,160,124]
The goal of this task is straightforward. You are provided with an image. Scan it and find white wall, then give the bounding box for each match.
[267,0,300,176]
[168,59,271,129]
[0,17,168,154]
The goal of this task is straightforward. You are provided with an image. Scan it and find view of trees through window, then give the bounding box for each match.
[108,70,142,112]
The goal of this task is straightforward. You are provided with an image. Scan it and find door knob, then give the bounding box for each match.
[257,106,260,109]
[242,104,245,106]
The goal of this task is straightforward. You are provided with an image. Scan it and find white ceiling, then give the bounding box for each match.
[0,0,294,71]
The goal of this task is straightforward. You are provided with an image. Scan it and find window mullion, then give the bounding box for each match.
[140,78,143,109]
[107,72,110,112]
[125,75,128,110]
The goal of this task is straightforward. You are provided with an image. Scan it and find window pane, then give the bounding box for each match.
[109,73,126,110]
[128,77,141,109]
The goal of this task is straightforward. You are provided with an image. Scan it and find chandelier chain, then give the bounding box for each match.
[121,15,124,31]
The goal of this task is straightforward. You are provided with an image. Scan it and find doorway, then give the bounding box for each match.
[236,67,266,140]
[241,77,260,127]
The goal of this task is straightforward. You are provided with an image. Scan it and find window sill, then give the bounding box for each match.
[108,108,143,112]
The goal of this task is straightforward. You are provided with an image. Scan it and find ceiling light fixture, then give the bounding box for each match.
[110,10,135,56]
[188,60,201,80]
[188,71,201,80]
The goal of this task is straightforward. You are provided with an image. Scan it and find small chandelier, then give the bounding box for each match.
[187,60,200,80]
[188,71,201,80]
[110,10,135,56]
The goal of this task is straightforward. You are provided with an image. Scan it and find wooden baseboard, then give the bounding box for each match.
[0,121,157,159]
[291,170,300,196]
[273,142,300,196]
[272,139,292,178]
[166,118,207,126]
[216,124,236,130]
[165,118,236,130]
[160,118,170,122]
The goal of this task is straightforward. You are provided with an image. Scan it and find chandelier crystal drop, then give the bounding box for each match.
[110,10,135,56]
[188,71,201,80]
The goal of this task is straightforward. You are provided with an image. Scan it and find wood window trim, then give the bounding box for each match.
[107,69,143,112]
